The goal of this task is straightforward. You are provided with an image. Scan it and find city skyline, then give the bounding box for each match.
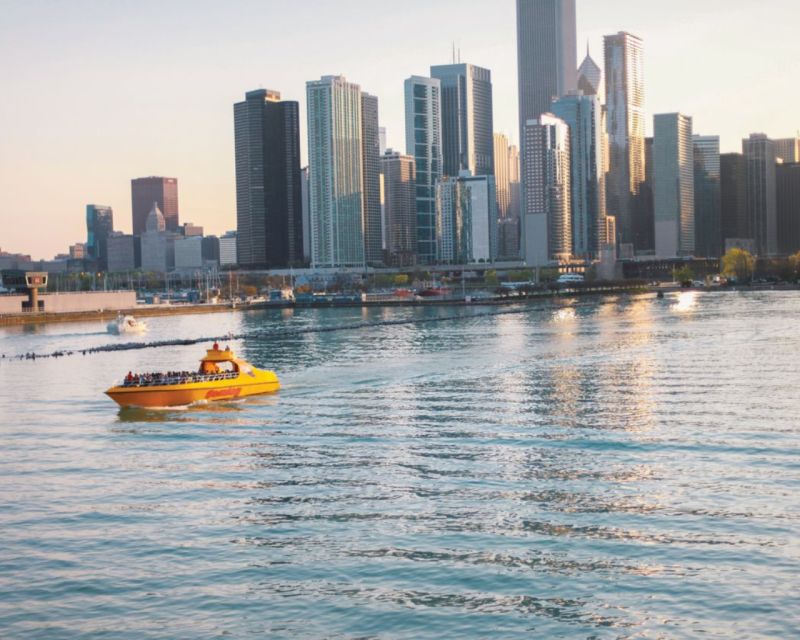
[2,0,799,258]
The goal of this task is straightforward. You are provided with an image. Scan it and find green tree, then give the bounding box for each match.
[674,265,694,284]
[484,270,499,286]
[394,274,410,286]
[722,248,755,283]
[788,251,800,281]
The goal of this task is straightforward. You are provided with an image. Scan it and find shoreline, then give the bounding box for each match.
[1,282,794,328]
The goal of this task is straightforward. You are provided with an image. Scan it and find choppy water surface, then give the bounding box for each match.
[1,292,799,639]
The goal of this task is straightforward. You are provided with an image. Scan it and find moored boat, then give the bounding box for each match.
[106,344,280,408]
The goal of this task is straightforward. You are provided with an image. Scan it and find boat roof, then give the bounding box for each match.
[202,347,239,363]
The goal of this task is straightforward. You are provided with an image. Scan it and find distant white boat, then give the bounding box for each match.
[107,314,148,335]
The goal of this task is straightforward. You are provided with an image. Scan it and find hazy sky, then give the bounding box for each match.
[1,0,798,258]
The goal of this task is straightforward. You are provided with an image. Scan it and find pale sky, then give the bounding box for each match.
[1,0,798,259]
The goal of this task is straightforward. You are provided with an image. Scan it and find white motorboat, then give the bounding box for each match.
[107,314,148,335]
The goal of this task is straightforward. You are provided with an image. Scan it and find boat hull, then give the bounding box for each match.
[106,372,280,408]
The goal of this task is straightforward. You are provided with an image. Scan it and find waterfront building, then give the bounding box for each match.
[140,204,175,273]
[654,113,694,258]
[307,75,365,269]
[522,114,572,266]
[174,236,204,270]
[234,89,303,269]
[516,0,577,134]
[361,93,383,265]
[404,75,443,263]
[132,177,179,235]
[720,153,750,247]
[301,167,311,264]
[219,231,238,266]
[604,32,645,253]
[430,63,494,178]
[777,163,800,256]
[85,204,114,271]
[693,135,722,258]
[774,137,800,164]
[551,91,607,259]
[436,172,498,264]
[202,236,220,266]
[743,133,778,256]
[107,234,137,272]
[380,150,417,267]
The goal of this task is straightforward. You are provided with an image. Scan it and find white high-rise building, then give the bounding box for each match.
[307,75,365,269]
[522,114,572,266]
[404,76,442,264]
[435,172,498,264]
[605,32,645,251]
[654,113,695,258]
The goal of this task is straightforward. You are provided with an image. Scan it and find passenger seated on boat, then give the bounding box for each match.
[201,362,220,375]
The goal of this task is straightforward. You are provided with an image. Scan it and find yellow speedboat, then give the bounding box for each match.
[106,344,280,408]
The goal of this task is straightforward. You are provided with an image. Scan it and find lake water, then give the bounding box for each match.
[1,291,798,639]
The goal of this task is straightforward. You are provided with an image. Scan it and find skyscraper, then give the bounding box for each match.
[361,93,383,265]
[234,89,303,269]
[774,137,800,164]
[776,163,800,256]
[85,204,114,271]
[577,46,604,102]
[307,75,365,269]
[551,91,607,259]
[693,135,722,258]
[404,76,443,264]
[494,133,512,219]
[743,133,778,257]
[522,114,572,266]
[604,32,645,252]
[720,153,749,247]
[430,63,494,178]
[131,177,179,235]
[380,150,417,267]
[653,113,694,258]
[516,0,577,140]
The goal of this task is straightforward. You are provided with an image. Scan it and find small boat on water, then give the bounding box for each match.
[107,314,148,335]
[105,344,280,408]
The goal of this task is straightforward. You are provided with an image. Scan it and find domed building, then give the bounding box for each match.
[140,202,175,272]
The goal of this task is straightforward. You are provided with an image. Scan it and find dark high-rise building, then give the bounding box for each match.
[720,153,749,245]
[430,63,494,178]
[380,150,417,267]
[85,204,114,271]
[693,135,722,258]
[516,0,577,138]
[743,133,778,256]
[131,177,179,235]
[234,89,303,268]
[361,93,383,265]
[776,163,800,256]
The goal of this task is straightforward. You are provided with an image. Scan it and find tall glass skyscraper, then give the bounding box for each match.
[234,89,303,269]
[131,177,179,235]
[604,32,645,251]
[404,76,442,264]
[551,92,607,259]
[430,63,494,178]
[361,93,383,265]
[85,204,114,271]
[307,75,365,269]
[516,0,577,140]
[522,114,572,266]
[653,113,694,258]
[693,135,722,258]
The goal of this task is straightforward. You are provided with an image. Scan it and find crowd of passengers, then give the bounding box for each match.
[122,367,237,387]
